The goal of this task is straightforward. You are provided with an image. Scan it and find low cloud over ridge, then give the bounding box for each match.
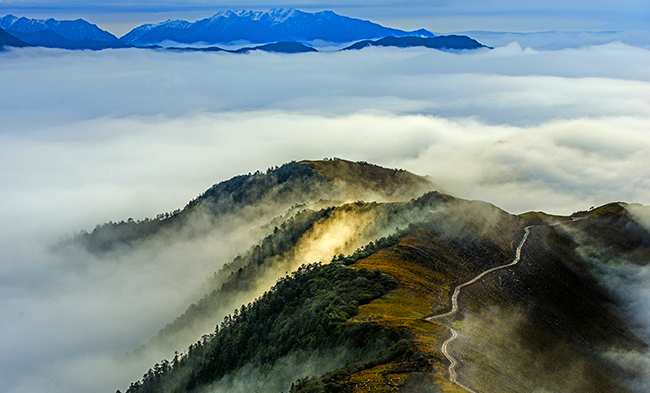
[0,41,649,393]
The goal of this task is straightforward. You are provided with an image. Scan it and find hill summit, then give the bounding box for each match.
[65,159,435,254]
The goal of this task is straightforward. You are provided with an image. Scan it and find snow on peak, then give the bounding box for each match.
[266,8,298,23]
[210,10,242,19]
[0,14,118,41]
[0,14,19,29]
[207,8,299,24]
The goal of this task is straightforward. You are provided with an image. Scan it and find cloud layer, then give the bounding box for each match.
[0,41,649,393]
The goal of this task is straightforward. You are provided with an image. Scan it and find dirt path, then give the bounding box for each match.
[427,226,532,393]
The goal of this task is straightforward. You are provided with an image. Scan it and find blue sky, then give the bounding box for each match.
[0,0,648,35]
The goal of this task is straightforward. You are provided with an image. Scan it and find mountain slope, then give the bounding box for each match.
[120,8,434,45]
[290,204,646,392]
[57,159,644,393]
[134,193,448,358]
[249,8,434,42]
[0,26,32,48]
[121,13,284,46]
[5,29,128,49]
[118,180,649,393]
[0,14,125,49]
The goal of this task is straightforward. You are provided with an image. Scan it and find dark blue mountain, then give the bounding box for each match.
[121,8,434,45]
[0,26,32,48]
[343,35,490,51]
[166,46,227,53]
[6,29,129,49]
[166,41,317,54]
[234,41,318,53]
[0,14,126,49]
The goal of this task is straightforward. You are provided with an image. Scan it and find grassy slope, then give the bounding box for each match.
[451,205,648,393]
[341,199,525,392]
[326,202,648,392]
[123,191,650,393]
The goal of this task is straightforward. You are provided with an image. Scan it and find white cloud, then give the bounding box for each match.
[0,43,649,392]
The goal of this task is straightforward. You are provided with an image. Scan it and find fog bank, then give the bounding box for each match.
[0,43,649,392]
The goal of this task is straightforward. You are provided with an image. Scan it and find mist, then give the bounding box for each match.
[1,37,649,392]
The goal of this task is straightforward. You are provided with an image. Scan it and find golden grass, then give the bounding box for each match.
[587,202,626,217]
[518,211,569,226]
[346,364,396,393]
[344,232,471,392]
[345,364,466,393]
[354,245,448,303]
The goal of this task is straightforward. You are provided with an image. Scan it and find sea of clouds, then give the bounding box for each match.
[1,37,649,392]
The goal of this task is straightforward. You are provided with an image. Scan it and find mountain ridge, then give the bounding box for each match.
[0,11,494,53]
[120,8,435,45]
[0,26,32,48]
[0,14,125,49]
[113,158,649,392]
[62,159,435,254]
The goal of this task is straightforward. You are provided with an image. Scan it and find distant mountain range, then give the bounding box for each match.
[120,8,434,45]
[0,14,126,49]
[0,9,489,53]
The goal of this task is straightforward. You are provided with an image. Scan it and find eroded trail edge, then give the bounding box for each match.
[427,226,532,393]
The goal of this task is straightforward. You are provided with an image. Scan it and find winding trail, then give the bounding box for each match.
[426,226,532,393]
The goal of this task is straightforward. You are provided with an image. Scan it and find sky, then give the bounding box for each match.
[1,3,650,393]
[0,0,648,36]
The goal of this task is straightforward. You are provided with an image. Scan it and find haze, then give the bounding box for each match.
[1,3,649,393]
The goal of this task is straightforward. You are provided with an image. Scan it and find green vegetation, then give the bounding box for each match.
[60,161,325,253]
[60,160,435,254]
[144,207,336,349]
[114,168,650,393]
[125,262,404,393]
[143,191,453,355]
[186,161,320,212]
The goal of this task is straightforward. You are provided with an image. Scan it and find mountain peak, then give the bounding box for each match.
[211,10,236,19]
[266,8,298,22]
[121,8,435,45]
[0,14,120,46]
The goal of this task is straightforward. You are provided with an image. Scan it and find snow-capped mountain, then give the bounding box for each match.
[121,8,435,45]
[121,12,284,45]
[0,14,125,49]
[0,14,118,41]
